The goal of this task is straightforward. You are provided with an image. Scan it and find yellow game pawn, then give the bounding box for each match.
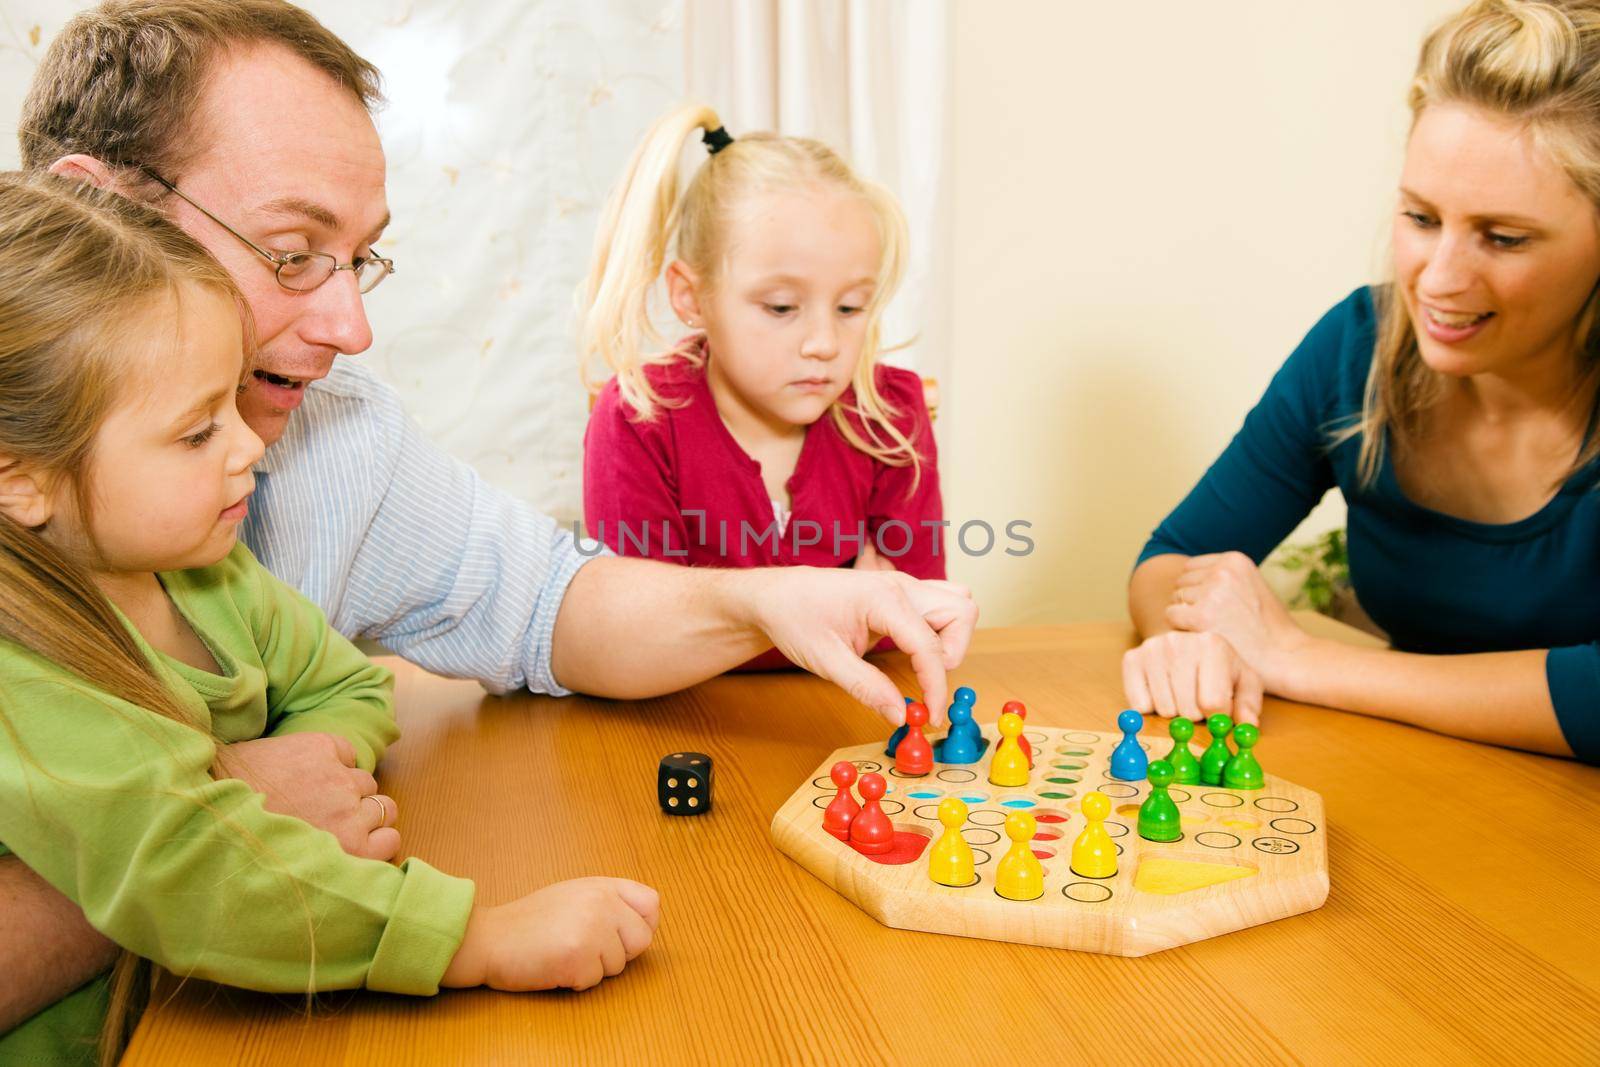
[995,810,1044,900]
[1071,791,1118,879]
[928,797,975,887]
[988,711,1030,787]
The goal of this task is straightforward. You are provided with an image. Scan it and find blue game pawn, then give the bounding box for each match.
[885,696,915,757]
[1109,709,1149,781]
[938,701,983,764]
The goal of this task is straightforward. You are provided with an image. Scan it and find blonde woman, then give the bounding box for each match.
[1125,0,1600,764]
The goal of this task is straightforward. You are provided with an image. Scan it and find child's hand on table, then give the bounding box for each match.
[442,877,660,992]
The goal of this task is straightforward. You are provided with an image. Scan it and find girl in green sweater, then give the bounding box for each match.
[0,172,658,1066]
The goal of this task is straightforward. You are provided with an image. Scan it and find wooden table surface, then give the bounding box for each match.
[123,623,1600,1066]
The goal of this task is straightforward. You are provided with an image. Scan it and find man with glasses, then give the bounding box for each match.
[2,0,977,1045]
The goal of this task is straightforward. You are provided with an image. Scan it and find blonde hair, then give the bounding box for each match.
[579,103,924,481]
[1349,0,1600,486]
[20,0,382,186]
[0,170,259,1066]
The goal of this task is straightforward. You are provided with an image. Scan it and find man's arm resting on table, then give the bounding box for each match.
[0,856,117,1033]
[549,557,977,722]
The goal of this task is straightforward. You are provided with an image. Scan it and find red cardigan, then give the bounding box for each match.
[583,346,945,666]
[584,348,944,573]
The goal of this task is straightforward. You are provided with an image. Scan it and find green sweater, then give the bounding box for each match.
[0,544,475,1066]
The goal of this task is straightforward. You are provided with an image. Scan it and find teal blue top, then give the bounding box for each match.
[1138,286,1600,764]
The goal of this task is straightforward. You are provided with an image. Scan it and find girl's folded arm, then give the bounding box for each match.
[235,546,399,772]
[0,662,472,996]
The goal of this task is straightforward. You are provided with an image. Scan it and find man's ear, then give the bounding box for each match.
[47,154,122,191]
[0,461,58,529]
[665,260,706,328]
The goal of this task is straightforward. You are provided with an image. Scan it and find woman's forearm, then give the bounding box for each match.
[1128,554,1190,639]
[1273,638,1572,757]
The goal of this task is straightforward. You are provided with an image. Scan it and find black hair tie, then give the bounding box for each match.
[703,126,734,155]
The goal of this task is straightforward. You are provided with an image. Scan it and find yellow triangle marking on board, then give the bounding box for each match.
[1133,856,1258,895]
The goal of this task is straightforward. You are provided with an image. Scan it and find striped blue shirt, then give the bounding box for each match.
[240,357,594,695]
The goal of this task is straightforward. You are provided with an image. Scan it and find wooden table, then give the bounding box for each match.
[123,624,1600,1065]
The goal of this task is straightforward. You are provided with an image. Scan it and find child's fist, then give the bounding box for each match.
[443,877,660,992]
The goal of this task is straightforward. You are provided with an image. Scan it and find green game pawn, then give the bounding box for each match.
[1138,760,1183,842]
[1223,723,1265,790]
[1165,718,1201,785]
[1199,713,1233,786]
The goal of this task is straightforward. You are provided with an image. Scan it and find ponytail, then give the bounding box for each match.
[579,103,724,416]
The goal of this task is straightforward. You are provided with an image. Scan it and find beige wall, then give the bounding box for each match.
[942,1,1462,625]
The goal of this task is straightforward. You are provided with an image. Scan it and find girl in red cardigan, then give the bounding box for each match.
[580,104,945,640]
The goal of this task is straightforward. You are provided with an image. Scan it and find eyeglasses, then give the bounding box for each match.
[141,168,395,295]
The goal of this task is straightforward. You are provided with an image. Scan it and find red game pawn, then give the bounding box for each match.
[849,772,894,855]
[895,702,934,776]
[1002,701,1034,767]
[823,761,861,840]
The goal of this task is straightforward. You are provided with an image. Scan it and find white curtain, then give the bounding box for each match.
[2,0,687,525]
[684,0,952,400]
[1,0,948,518]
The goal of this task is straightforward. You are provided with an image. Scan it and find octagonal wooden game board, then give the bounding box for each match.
[770,722,1329,956]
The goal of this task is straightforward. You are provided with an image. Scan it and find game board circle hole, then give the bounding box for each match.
[970,848,992,866]
[1115,803,1141,818]
[1269,817,1317,835]
[1253,836,1300,855]
[1104,821,1130,838]
[1037,790,1075,801]
[994,887,1045,902]
[913,804,942,820]
[1168,788,1192,803]
[937,872,982,889]
[937,769,977,784]
[1051,759,1087,770]
[957,792,989,804]
[905,788,943,800]
[1031,846,1056,860]
[811,776,834,790]
[853,760,883,773]
[812,795,833,810]
[1054,747,1091,756]
[1254,797,1299,813]
[1063,881,1114,903]
[1032,808,1071,824]
[1000,798,1037,809]
[1024,730,1048,744]
[1033,828,1061,841]
[889,768,932,780]
[1197,831,1242,849]
[968,809,1007,826]
[1201,792,1244,808]
[1064,732,1100,744]
[962,827,1001,847]
[878,800,906,816]
[1045,776,1079,786]
[1221,817,1259,831]
[1099,783,1139,799]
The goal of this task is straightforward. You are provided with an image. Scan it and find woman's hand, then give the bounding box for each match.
[851,541,898,572]
[1122,629,1266,724]
[1164,551,1310,689]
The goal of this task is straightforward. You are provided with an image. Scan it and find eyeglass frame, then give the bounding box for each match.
[139,166,395,295]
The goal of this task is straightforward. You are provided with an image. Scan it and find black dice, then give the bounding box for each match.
[658,751,712,815]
